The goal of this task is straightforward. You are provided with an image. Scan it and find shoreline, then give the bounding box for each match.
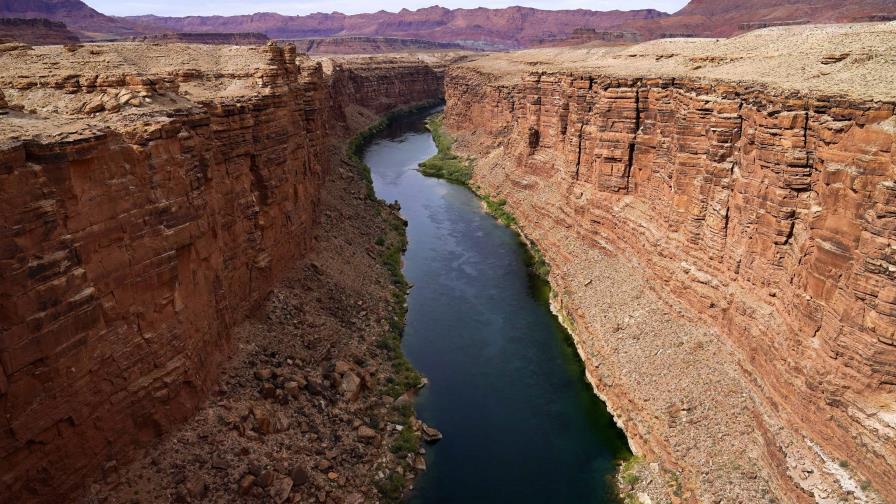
[416,110,637,502]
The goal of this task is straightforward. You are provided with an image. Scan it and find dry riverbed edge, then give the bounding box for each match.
[84,106,443,504]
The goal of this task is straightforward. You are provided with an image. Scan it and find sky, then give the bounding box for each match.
[83,0,692,18]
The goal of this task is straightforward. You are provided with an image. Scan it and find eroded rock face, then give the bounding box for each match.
[322,54,453,122]
[444,60,896,502]
[0,43,450,501]
[0,42,326,501]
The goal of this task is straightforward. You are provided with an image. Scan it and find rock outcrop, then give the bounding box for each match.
[0,42,452,501]
[443,23,896,503]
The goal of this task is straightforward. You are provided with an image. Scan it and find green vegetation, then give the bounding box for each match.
[618,456,643,488]
[480,194,517,227]
[526,240,550,280]
[417,113,473,184]
[838,459,850,469]
[390,426,421,457]
[620,456,642,475]
[375,222,422,399]
[374,471,407,503]
[669,471,683,498]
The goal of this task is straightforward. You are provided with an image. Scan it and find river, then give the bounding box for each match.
[364,108,631,503]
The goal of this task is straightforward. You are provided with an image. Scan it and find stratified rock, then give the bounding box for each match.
[254,407,290,435]
[0,18,79,46]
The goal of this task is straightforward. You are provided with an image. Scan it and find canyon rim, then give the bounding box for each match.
[1,0,896,503]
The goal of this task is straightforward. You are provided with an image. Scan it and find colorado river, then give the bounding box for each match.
[364,108,631,503]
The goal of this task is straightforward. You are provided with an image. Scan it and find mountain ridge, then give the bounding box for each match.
[2,0,896,48]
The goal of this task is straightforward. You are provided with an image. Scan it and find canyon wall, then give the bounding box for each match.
[321,54,453,129]
[443,25,895,502]
[0,43,448,501]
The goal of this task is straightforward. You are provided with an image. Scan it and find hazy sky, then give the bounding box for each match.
[84,0,692,18]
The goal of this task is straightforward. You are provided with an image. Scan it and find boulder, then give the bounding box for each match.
[237,474,256,495]
[289,466,309,487]
[420,423,442,443]
[340,371,362,400]
[357,425,377,441]
[268,475,293,504]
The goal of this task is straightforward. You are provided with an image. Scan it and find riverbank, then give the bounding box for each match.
[416,111,634,500]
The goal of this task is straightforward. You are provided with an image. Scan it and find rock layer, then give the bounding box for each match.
[443,24,895,503]
[0,43,450,501]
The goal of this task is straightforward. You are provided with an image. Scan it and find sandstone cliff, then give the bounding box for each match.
[0,42,450,501]
[443,23,896,503]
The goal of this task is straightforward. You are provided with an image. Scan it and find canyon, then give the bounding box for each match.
[1,11,895,504]
[442,22,896,503]
[0,41,459,501]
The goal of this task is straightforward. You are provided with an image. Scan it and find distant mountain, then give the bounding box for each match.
[0,16,79,44]
[124,6,670,49]
[0,0,139,37]
[290,36,471,54]
[623,0,896,38]
[3,0,896,47]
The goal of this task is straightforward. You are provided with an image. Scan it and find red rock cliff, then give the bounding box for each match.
[444,24,896,503]
[0,43,449,501]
